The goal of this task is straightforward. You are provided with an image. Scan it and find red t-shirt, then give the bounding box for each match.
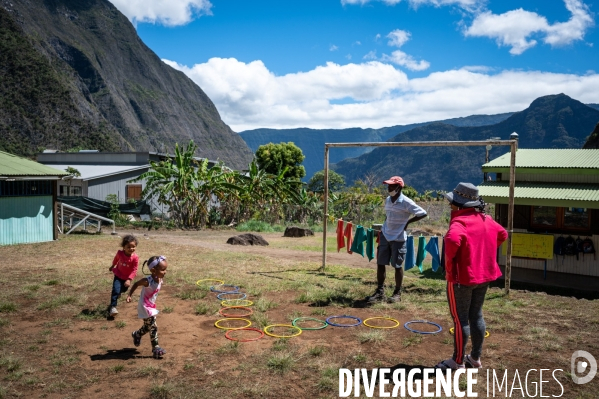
[112,250,139,281]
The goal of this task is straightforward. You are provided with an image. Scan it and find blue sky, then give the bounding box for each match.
[109,0,599,131]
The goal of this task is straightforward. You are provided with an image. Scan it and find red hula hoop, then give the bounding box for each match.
[225,327,265,342]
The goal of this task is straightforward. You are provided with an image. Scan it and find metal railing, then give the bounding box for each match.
[58,202,116,235]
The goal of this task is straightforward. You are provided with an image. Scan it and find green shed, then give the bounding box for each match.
[0,151,68,245]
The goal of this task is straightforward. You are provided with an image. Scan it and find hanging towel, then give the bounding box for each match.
[350,225,367,257]
[344,222,353,254]
[425,236,441,272]
[366,229,376,262]
[416,236,427,273]
[404,235,416,271]
[336,220,345,252]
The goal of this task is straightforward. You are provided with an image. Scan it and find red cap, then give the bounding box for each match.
[382,176,404,187]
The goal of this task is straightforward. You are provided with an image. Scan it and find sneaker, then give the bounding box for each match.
[152,346,166,359]
[109,307,118,316]
[132,331,141,347]
[465,354,482,369]
[435,358,465,371]
[366,288,385,303]
[388,288,402,303]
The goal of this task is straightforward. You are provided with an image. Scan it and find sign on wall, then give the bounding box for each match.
[501,233,554,260]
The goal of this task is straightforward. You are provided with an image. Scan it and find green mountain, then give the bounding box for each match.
[584,122,599,149]
[332,94,599,192]
[239,113,514,181]
[0,0,252,169]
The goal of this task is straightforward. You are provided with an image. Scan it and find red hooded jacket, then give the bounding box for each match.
[444,208,508,285]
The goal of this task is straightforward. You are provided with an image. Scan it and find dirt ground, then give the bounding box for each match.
[0,229,598,399]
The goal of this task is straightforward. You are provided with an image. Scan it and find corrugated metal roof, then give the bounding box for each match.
[45,164,149,180]
[0,151,68,177]
[483,149,599,169]
[478,181,599,201]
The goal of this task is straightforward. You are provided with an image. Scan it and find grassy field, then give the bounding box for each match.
[0,230,597,398]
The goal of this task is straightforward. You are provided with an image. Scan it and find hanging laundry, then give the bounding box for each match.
[344,222,353,254]
[404,235,416,271]
[416,236,427,273]
[425,236,440,272]
[336,220,345,252]
[350,225,367,257]
[366,229,376,262]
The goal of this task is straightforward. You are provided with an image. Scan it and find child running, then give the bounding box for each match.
[108,235,139,316]
[127,255,168,359]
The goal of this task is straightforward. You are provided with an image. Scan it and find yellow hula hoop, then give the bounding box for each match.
[363,317,400,329]
[449,327,490,338]
[196,279,224,287]
[221,299,253,307]
[263,324,302,338]
[214,318,252,330]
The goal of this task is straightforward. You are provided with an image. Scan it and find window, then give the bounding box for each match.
[59,185,82,196]
[126,184,142,201]
[530,206,591,231]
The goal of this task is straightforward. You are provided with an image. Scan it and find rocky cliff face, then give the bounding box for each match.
[0,0,252,169]
[583,122,599,149]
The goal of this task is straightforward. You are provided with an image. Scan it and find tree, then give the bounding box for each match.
[307,169,345,193]
[255,142,306,180]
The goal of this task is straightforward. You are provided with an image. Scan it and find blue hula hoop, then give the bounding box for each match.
[210,284,240,294]
[326,315,362,327]
[216,292,247,300]
[404,320,443,335]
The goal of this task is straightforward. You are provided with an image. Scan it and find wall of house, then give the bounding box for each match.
[0,196,54,245]
[86,169,149,203]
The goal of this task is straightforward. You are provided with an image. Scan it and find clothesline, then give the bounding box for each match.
[333,218,445,273]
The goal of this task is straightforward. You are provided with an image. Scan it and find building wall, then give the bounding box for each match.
[498,231,599,277]
[0,196,54,245]
[86,168,149,203]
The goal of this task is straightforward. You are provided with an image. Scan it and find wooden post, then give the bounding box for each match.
[321,145,330,271]
[504,136,518,295]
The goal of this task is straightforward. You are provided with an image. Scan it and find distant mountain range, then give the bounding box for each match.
[0,0,252,168]
[240,95,599,190]
[332,94,599,192]
[240,113,515,180]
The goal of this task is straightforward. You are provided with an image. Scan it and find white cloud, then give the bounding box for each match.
[341,0,484,11]
[164,57,599,131]
[387,29,411,47]
[381,50,430,70]
[465,0,594,55]
[342,0,402,5]
[108,0,212,26]
[330,45,339,51]
[346,54,352,60]
[363,50,378,60]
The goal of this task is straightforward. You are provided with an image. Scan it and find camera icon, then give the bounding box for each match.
[571,350,597,385]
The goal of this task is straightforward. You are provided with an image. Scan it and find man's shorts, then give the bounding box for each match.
[377,233,406,269]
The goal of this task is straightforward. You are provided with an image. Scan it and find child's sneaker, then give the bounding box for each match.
[388,288,402,303]
[435,358,465,371]
[152,346,166,359]
[132,331,141,347]
[109,306,118,316]
[465,354,482,369]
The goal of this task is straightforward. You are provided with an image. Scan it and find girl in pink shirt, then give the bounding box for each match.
[108,235,139,316]
[127,255,168,359]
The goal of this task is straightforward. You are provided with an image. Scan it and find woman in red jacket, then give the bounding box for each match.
[436,183,508,371]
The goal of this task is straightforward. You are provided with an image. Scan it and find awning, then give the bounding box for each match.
[477,181,599,208]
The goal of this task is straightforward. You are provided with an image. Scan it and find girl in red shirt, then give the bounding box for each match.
[108,235,139,316]
[436,183,507,371]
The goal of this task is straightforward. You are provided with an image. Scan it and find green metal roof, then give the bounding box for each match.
[478,181,599,208]
[0,151,68,177]
[482,149,599,175]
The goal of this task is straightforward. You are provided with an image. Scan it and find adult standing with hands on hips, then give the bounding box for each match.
[436,182,507,371]
[367,176,427,303]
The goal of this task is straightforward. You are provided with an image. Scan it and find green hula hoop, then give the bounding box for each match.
[264,324,302,338]
[362,317,400,329]
[292,317,328,330]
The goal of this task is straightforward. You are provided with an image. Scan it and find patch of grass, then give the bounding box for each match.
[194,302,217,315]
[353,352,367,363]
[0,302,17,313]
[266,353,295,373]
[316,367,338,391]
[308,345,326,357]
[357,330,386,344]
[402,335,423,347]
[137,365,161,377]
[237,220,277,232]
[310,307,327,316]
[150,382,175,399]
[162,306,174,314]
[272,338,289,352]
[251,312,271,329]
[110,364,125,373]
[183,363,194,370]
[77,304,108,320]
[287,310,303,321]
[43,280,60,286]
[176,289,207,300]
[115,321,126,329]
[216,341,240,355]
[44,318,72,329]
[25,284,40,291]
[255,297,278,312]
[0,356,22,373]
[0,318,9,328]
[37,294,77,310]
